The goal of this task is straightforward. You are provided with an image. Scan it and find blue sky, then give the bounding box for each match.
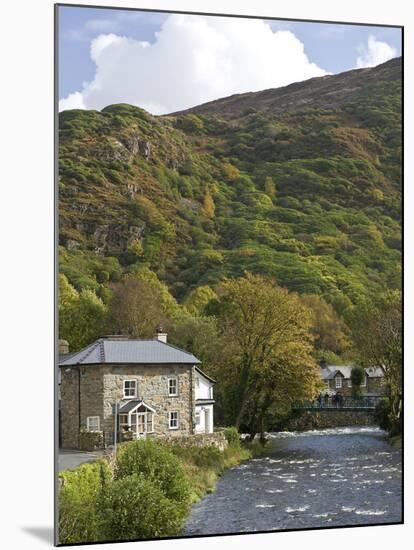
[58,5,402,114]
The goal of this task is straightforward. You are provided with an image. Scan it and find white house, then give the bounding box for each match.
[194,367,215,434]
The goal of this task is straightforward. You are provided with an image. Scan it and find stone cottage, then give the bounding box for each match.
[320,364,386,397]
[59,330,215,449]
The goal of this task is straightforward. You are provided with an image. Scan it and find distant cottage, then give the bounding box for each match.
[59,329,215,449]
[320,363,386,397]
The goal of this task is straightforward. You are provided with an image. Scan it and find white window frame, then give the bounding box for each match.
[347,379,352,388]
[195,411,201,425]
[195,377,200,388]
[123,379,137,398]
[169,411,179,430]
[86,416,100,432]
[361,375,367,387]
[335,376,342,388]
[168,377,178,396]
[324,380,329,388]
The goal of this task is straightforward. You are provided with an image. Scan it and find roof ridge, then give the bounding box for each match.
[99,340,106,363]
[157,340,197,357]
[76,339,103,364]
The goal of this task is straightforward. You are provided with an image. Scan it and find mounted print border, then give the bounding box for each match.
[55,3,403,546]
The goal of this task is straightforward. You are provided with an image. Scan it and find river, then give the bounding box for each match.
[185,427,402,535]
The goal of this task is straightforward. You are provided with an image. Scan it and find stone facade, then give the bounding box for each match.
[60,363,196,449]
[323,374,386,397]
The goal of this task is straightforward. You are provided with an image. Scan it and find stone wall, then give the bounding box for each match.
[60,367,80,449]
[154,432,228,451]
[281,409,376,431]
[102,364,195,440]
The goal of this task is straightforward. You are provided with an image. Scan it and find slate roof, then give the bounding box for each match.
[59,337,201,367]
[118,399,155,413]
[320,365,384,380]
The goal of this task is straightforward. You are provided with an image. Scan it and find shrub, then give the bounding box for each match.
[59,460,111,544]
[223,426,241,448]
[375,398,391,431]
[115,440,191,505]
[96,270,109,283]
[101,474,186,541]
[351,366,365,397]
[79,429,104,451]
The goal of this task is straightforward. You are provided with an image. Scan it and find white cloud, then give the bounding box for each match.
[59,14,328,115]
[356,35,397,68]
[59,91,86,111]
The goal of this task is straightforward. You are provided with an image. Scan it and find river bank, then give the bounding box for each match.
[58,432,255,544]
[185,426,402,536]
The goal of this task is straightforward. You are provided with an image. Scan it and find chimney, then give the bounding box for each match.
[154,325,167,344]
[59,339,69,355]
[319,357,327,369]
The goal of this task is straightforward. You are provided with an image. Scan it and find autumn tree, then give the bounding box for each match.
[211,273,320,437]
[200,190,215,219]
[301,294,350,355]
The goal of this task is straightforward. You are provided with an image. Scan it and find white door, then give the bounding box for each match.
[137,413,146,437]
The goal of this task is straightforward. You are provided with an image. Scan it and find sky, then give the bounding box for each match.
[58,6,402,115]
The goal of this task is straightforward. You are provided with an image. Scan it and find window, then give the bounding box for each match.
[168,377,178,396]
[347,379,352,388]
[361,375,367,387]
[195,377,200,388]
[335,376,342,388]
[169,411,179,430]
[123,379,137,398]
[324,380,329,388]
[86,416,100,432]
[195,411,201,425]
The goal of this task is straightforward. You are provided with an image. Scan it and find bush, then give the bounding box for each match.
[59,460,111,544]
[223,426,241,448]
[101,474,186,541]
[79,429,103,451]
[115,439,191,505]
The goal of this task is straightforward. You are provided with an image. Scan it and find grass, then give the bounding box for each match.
[167,442,252,502]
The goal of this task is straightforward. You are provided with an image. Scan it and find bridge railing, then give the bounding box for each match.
[293,396,383,410]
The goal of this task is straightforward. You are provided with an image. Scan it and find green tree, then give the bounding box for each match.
[59,275,107,351]
[184,285,218,316]
[105,276,167,338]
[349,290,402,431]
[350,366,364,397]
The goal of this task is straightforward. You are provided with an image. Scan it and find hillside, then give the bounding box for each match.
[59,57,401,315]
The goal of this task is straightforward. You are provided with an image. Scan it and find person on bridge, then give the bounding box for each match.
[317,393,322,408]
[324,393,329,407]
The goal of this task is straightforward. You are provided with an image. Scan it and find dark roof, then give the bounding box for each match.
[118,399,156,413]
[320,365,384,380]
[59,338,201,367]
[196,398,215,405]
